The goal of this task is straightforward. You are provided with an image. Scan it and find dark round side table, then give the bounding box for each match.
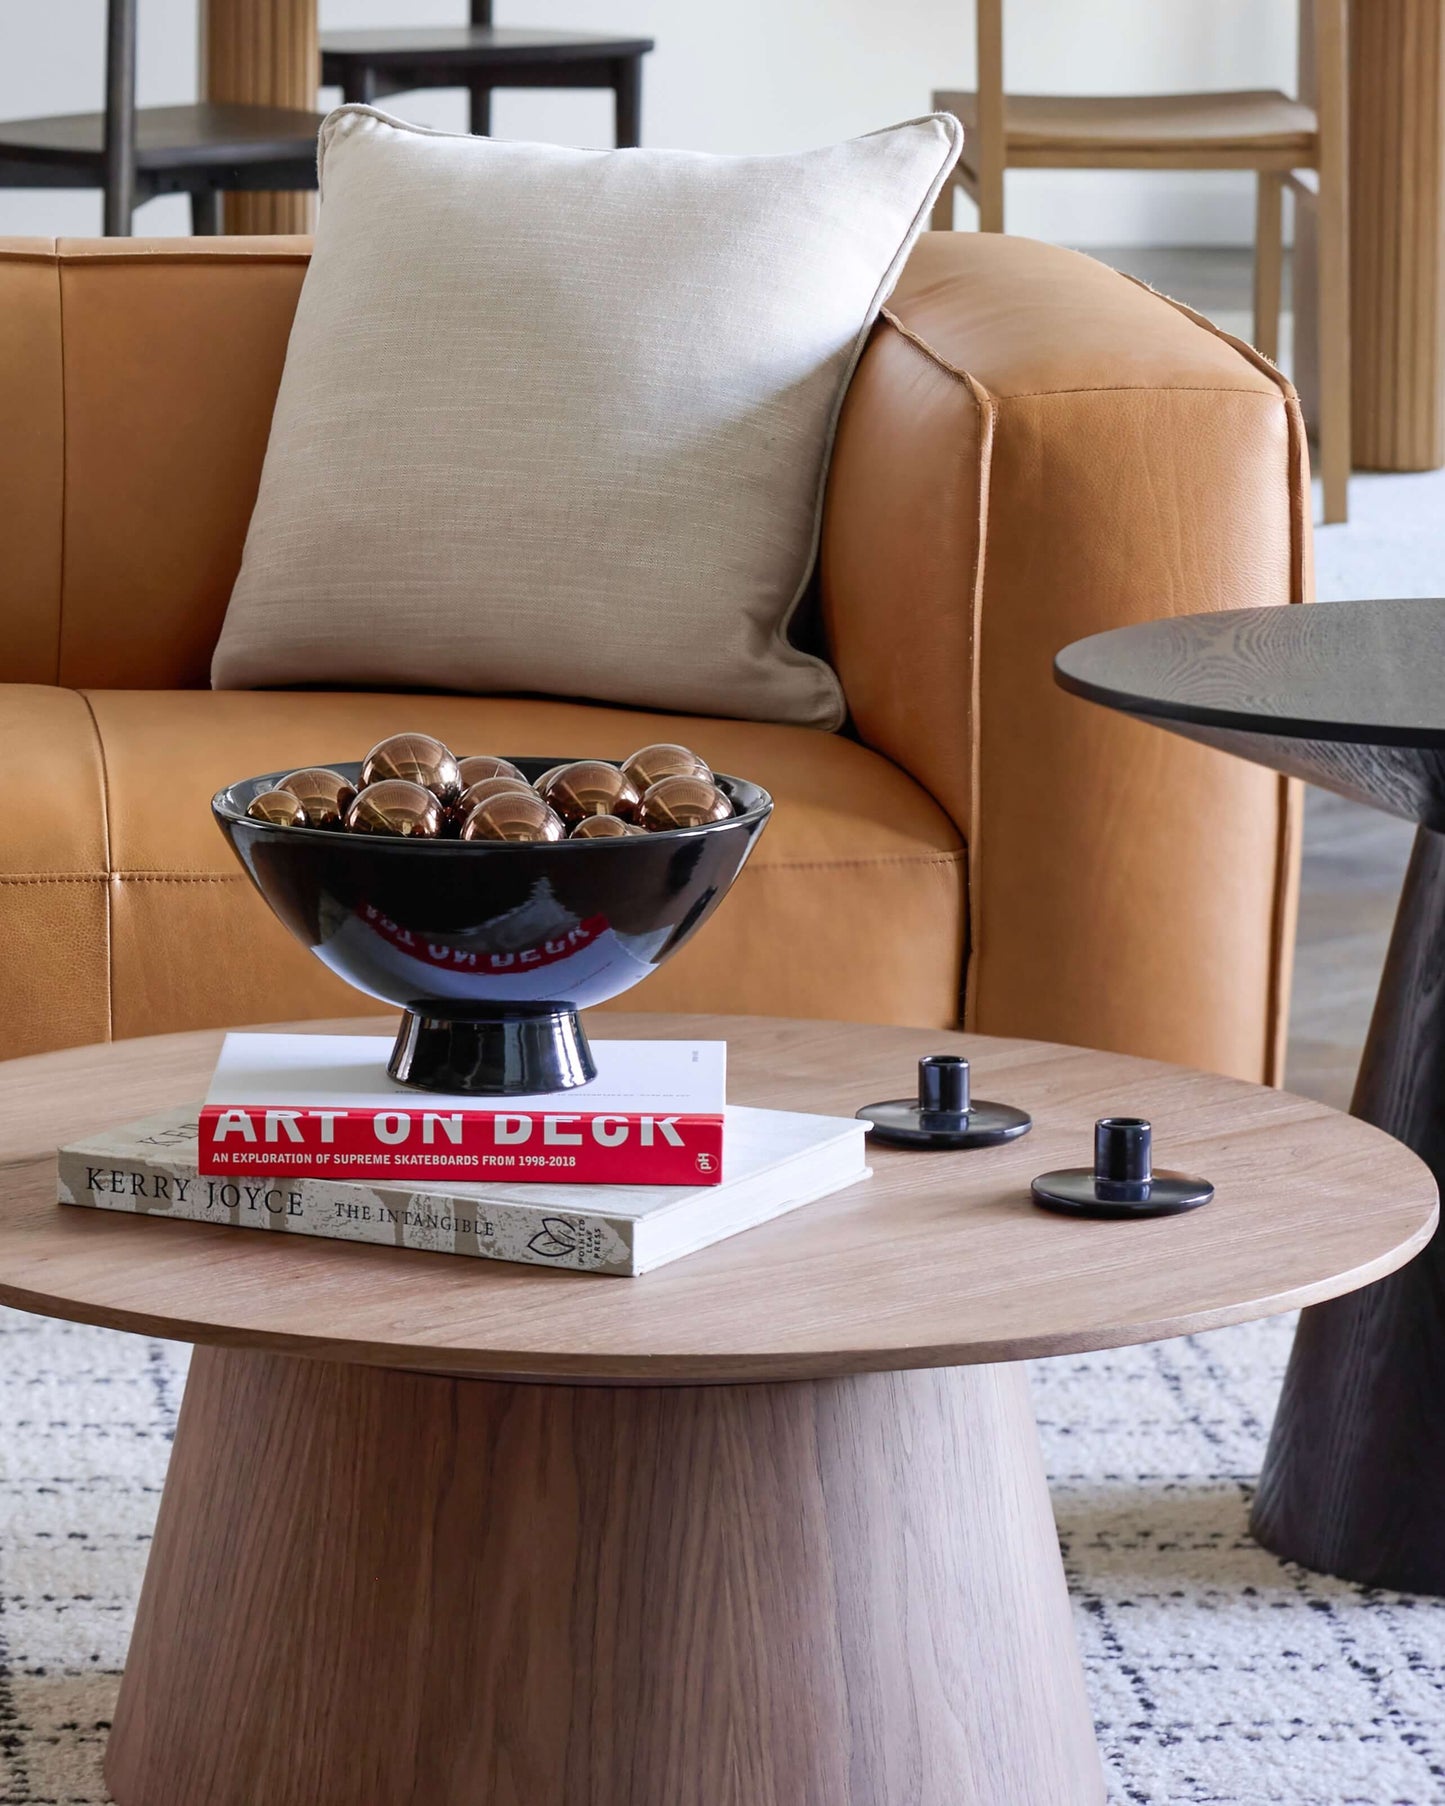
[1056,596,1445,1594]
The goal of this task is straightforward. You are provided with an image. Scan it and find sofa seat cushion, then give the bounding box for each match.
[0,687,965,1058]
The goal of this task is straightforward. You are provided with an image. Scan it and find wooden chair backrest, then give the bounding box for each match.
[973,0,1346,174]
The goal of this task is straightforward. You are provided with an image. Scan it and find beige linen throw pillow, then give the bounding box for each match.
[211,106,962,728]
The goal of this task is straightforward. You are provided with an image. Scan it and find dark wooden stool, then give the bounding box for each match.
[321,3,654,148]
[0,0,324,235]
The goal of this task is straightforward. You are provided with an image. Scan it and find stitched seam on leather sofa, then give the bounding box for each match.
[875,310,988,1032]
[1212,318,1309,1087]
[961,382,991,1036]
[43,252,66,683]
[880,309,1285,402]
[970,384,1289,401]
[1259,392,1311,1086]
[98,852,968,880]
[879,307,972,385]
[74,692,113,1041]
[55,258,68,684]
[746,852,965,872]
[1123,272,1301,397]
[0,247,311,268]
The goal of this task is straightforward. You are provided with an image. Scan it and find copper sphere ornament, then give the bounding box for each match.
[532,763,570,797]
[622,742,711,792]
[638,773,734,831]
[460,790,566,844]
[457,774,536,815]
[360,733,461,804]
[541,759,642,826]
[344,780,445,838]
[246,788,309,828]
[457,754,525,790]
[570,813,641,840]
[276,766,357,829]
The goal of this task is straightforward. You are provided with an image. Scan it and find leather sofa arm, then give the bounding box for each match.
[822,233,1308,1085]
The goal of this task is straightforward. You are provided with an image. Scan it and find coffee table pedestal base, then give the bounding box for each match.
[105,1348,1103,1806]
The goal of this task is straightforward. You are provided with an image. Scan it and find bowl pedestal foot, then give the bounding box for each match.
[388,1002,596,1094]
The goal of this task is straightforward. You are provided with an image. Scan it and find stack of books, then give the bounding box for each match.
[57,1034,869,1277]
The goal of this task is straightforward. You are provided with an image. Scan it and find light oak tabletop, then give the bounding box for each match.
[0,1014,1433,1383]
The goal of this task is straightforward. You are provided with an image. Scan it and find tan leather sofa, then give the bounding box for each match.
[0,231,1305,1080]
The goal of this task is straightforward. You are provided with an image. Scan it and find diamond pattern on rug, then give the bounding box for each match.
[2,1307,1444,1804]
[1038,1317,1445,1805]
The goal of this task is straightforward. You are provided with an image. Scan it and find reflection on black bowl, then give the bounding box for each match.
[213,758,772,1095]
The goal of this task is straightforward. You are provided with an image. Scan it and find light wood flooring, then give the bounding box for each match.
[1285,791,1412,1109]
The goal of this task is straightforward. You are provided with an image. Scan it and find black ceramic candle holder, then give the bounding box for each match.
[1031,1117,1214,1219]
[857,1054,1033,1149]
[213,757,772,1096]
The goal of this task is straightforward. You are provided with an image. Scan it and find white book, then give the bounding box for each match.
[58,1105,870,1277]
[205,1032,726,1115]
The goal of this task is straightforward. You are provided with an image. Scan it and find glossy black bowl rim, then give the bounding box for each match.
[212,758,773,850]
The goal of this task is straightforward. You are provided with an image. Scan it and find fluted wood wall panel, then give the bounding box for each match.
[204,0,318,235]
[1351,0,1445,470]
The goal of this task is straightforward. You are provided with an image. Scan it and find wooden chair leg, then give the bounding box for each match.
[974,0,1006,233]
[101,0,138,235]
[1316,191,1352,524]
[931,177,956,232]
[469,83,493,136]
[190,188,225,235]
[1313,0,1351,524]
[1253,172,1285,363]
[343,64,378,107]
[613,56,643,148]
[976,162,1005,234]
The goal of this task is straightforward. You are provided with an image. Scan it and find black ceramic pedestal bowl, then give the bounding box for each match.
[213,758,772,1096]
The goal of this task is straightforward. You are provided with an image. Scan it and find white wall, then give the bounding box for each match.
[0,0,1297,244]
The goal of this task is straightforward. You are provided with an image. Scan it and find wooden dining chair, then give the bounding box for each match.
[320,1,655,149]
[0,0,325,235]
[932,0,1350,524]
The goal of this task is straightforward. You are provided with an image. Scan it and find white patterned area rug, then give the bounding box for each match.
[1039,1316,1445,1805]
[2,1307,1444,1805]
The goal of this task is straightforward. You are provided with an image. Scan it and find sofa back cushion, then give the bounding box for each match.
[0,238,310,689]
[209,106,960,728]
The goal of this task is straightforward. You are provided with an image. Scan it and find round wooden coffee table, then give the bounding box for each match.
[0,1013,1431,1806]
[1057,597,1445,1594]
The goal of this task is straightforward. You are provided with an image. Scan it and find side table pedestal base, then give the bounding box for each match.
[1254,825,1445,1591]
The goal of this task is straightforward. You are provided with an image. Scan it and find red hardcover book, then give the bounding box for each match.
[198,1034,726,1185]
